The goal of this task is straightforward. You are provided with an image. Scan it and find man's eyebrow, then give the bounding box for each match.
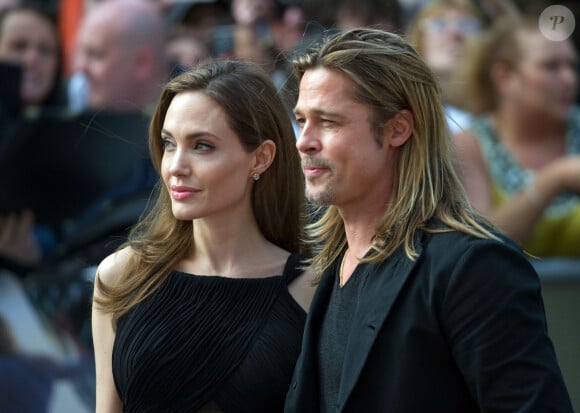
[292,108,346,120]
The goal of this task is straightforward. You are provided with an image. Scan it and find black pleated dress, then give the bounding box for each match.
[112,253,307,413]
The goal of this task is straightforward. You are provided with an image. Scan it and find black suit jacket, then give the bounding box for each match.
[285,229,573,412]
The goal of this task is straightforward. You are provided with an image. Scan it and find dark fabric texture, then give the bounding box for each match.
[318,265,363,413]
[113,253,307,413]
[285,230,574,413]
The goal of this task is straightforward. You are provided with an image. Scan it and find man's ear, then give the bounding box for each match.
[385,109,413,147]
[134,46,154,81]
[250,139,276,177]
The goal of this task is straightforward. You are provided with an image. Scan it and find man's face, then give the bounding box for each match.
[293,67,397,210]
[74,16,137,110]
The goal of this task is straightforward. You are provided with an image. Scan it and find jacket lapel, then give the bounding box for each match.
[337,241,423,410]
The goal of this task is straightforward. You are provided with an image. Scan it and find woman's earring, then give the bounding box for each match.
[252,173,260,181]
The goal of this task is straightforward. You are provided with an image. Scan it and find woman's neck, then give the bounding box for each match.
[493,104,567,145]
[179,214,286,278]
[492,105,568,169]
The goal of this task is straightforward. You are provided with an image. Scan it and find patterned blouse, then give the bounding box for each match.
[469,107,580,257]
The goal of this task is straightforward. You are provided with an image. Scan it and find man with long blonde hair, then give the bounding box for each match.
[285,27,573,412]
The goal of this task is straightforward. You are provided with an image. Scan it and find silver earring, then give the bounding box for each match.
[252,173,260,181]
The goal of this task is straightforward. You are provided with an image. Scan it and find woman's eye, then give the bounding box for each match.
[161,139,174,151]
[194,142,213,151]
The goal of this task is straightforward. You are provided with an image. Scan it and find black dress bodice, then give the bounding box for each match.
[112,254,307,413]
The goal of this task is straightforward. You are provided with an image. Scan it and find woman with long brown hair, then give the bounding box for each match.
[91,60,314,413]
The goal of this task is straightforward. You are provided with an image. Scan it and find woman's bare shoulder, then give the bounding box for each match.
[288,266,317,313]
[96,246,134,288]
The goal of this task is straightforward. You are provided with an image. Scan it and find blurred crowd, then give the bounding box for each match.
[0,0,579,411]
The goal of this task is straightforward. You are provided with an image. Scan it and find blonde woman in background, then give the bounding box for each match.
[455,15,580,258]
[406,0,486,134]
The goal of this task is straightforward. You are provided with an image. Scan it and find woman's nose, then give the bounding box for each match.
[168,149,191,176]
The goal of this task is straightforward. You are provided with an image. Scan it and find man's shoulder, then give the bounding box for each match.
[420,227,523,265]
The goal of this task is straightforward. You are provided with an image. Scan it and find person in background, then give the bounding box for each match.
[92,60,315,412]
[299,0,402,43]
[220,0,278,72]
[454,15,580,258]
[333,0,402,33]
[71,0,168,113]
[54,0,167,260]
[0,2,65,272]
[406,0,486,134]
[2,1,166,273]
[166,28,211,73]
[163,0,230,55]
[0,211,43,272]
[285,27,573,412]
[0,2,64,117]
[0,3,163,353]
[269,0,305,58]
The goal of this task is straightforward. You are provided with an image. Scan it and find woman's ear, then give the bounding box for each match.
[250,139,276,176]
[386,109,414,147]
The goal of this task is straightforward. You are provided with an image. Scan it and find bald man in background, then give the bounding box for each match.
[72,0,168,113]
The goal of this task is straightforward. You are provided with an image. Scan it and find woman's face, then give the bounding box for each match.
[160,91,258,222]
[0,10,59,107]
[505,31,578,121]
[420,7,481,78]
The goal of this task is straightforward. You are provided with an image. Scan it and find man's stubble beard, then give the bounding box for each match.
[305,180,336,206]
